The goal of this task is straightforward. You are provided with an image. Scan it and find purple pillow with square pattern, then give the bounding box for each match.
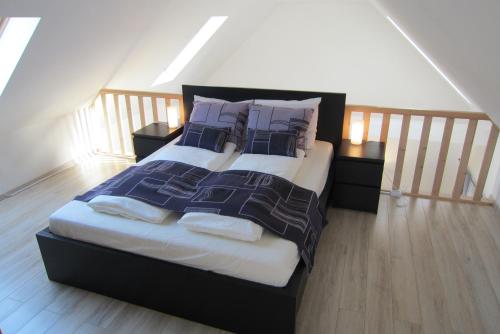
[247,104,314,150]
[189,101,250,149]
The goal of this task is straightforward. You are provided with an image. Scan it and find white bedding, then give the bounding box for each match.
[88,195,171,224]
[228,149,306,182]
[178,212,263,242]
[295,140,333,196]
[49,140,333,287]
[138,136,236,171]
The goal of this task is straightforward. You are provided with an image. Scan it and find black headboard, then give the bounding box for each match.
[182,85,346,151]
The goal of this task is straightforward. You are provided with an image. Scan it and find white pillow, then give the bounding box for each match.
[228,149,306,182]
[88,195,171,224]
[194,95,253,104]
[178,212,263,242]
[137,138,237,171]
[254,98,321,149]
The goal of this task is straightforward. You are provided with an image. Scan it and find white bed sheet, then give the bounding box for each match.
[228,149,306,182]
[48,140,333,287]
[295,140,333,196]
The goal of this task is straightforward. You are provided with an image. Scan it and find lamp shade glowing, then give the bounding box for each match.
[350,120,364,145]
[167,106,179,128]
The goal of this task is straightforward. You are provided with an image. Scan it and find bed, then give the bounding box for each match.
[37,85,346,333]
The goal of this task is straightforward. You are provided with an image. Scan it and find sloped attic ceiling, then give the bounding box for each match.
[0,0,491,194]
[203,0,471,111]
[111,0,471,112]
[0,0,174,132]
[0,0,174,193]
[0,0,279,194]
[372,0,500,126]
[106,0,277,92]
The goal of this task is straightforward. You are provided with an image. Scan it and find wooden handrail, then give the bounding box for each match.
[99,88,182,100]
[346,105,493,121]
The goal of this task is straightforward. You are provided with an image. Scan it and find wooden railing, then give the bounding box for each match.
[76,89,499,205]
[82,89,184,157]
[344,105,499,204]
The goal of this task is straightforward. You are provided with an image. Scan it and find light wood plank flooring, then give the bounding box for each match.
[1,160,499,334]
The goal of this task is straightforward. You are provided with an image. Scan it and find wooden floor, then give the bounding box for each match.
[1,160,500,334]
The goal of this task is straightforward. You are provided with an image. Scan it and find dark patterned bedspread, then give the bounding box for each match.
[75,160,324,271]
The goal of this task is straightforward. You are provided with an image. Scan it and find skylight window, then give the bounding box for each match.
[0,17,40,96]
[153,16,228,86]
[386,16,471,104]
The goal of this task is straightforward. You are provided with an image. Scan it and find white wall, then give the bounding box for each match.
[0,118,73,193]
[0,0,171,193]
[205,1,471,111]
[201,0,500,200]
[107,0,276,93]
[371,0,500,202]
[372,0,500,126]
[0,0,277,193]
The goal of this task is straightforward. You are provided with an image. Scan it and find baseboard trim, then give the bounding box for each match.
[0,160,75,202]
[494,200,500,213]
[93,152,136,162]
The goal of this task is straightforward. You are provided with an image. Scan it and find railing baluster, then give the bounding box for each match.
[473,125,499,201]
[179,98,185,124]
[138,96,146,128]
[100,93,113,153]
[113,94,125,155]
[124,95,134,133]
[452,119,478,199]
[380,113,390,143]
[342,107,352,139]
[411,116,432,194]
[152,97,158,123]
[392,114,411,190]
[363,112,370,141]
[86,103,96,152]
[165,98,171,127]
[432,117,454,196]
[83,106,94,153]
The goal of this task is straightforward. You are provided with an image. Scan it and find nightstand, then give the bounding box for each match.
[133,122,183,162]
[331,139,385,213]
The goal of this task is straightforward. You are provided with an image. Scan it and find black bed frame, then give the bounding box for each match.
[37,85,346,334]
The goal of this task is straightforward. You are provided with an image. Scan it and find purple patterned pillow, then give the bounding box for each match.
[243,129,297,157]
[247,104,314,150]
[176,122,230,153]
[189,101,250,149]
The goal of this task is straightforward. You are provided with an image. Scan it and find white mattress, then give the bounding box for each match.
[49,140,333,287]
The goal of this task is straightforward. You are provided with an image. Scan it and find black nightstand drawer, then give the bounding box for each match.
[335,160,383,187]
[133,123,183,162]
[331,183,380,213]
[133,137,166,159]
